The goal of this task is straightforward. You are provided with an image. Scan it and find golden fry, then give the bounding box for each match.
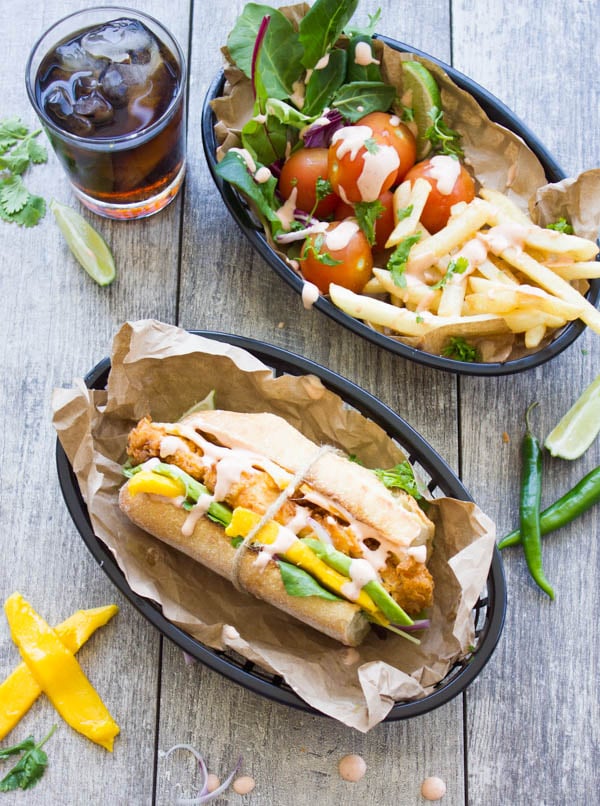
[386,178,431,247]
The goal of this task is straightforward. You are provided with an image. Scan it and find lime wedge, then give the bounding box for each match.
[545,373,600,460]
[401,60,442,160]
[50,199,116,286]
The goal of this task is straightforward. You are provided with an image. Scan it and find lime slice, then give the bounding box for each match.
[545,373,600,460]
[401,60,442,160]
[50,199,116,286]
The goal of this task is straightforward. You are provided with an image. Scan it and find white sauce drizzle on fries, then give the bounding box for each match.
[325,183,600,354]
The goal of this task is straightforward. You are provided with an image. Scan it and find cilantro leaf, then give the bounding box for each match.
[0,175,30,214]
[363,136,379,155]
[0,737,35,759]
[386,232,421,286]
[0,725,56,792]
[373,461,422,499]
[27,138,48,165]
[441,336,480,362]
[8,195,46,227]
[354,199,384,245]
[546,217,574,234]
[431,256,469,289]
[316,177,333,201]
[425,107,463,158]
[395,204,413,222]
[0,118,29,153]
[0,119,47,226]
[306,233,342,265]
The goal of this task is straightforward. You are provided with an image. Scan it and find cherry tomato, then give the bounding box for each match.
[299,220,373,293]
[328,127,400,204]
[334,189,395,252]
[356,112,417,181]
[403,156,475,233]
[278,147,338,218]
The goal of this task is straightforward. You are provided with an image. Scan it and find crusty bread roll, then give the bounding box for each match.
[119,486,371,646]
[119,409,435,646]
[182,410,434,550]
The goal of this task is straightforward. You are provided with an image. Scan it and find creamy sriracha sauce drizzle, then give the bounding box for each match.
[330,125,400,202]
[137,424,428,599]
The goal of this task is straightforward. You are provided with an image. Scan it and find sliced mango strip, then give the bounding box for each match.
[0,605,118,741]
[226,507,381,616]
[4,594,120,751]
[126,470,185,498]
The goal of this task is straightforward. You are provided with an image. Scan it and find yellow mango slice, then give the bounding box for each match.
[4,594,120,751]
[226,507,380,615]
[0,605,118,741]
[126,470,185,498]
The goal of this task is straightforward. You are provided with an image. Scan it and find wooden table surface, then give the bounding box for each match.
[2,0,598,804]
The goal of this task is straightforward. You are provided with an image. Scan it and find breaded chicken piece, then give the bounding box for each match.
[127,416,208,481]
[380,554,434,616]
[204,466,296,525]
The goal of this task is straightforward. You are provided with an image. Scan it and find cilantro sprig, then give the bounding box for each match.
[303,233,342,266]
[0,725,56,791]
[441,336,480,362]
[353,199,385,245]
[546,217,574,234]
[386,232,421,287]
[0,118,47,227]
[431,256,469,289]
[425,107,464,158]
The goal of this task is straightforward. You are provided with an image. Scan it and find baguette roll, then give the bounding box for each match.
[118,409,435,646]
[119,486,371,646]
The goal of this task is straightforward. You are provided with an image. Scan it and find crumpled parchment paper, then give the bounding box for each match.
[52,320,497,731]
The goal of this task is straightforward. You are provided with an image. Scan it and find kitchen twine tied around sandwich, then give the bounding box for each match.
[230,444,340,592]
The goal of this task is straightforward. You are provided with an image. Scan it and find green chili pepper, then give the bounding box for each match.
[498,465,600,549]
[519,402,554,599]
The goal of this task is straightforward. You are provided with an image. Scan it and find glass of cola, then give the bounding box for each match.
[26,7,186,219]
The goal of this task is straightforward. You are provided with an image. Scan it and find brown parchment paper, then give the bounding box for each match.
[52,320,496,732]
[211,5,600,363]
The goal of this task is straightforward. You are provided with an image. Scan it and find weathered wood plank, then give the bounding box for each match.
[454,1,600,803]
[0,0,188,802]
[157,2,464,805]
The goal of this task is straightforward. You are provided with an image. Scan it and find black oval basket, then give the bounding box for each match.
[202,36,599,376]
[56,331,506,720]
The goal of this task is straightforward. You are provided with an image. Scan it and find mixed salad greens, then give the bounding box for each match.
[213,0,600,364]
[214,0,463,245]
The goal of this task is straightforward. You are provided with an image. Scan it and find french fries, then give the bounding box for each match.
[328,188,600,359]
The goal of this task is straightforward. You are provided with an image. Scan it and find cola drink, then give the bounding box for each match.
[26,10,186,218]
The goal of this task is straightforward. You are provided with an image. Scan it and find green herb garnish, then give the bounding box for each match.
[354,199,385,245]
[277,559,342,600]
[0,725,56,792]
[441,336,480,362]
[315,177,333,201]
[305,233,342,266]
[546,217,574,234]
[431,256,469,289]
[0,118,47,227]
[386,232,421,287]
[395,204,413,222]
[373,461,422,499]
[424,107,463,158]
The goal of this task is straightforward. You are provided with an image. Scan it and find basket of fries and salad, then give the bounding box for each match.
[203,0,600,375]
